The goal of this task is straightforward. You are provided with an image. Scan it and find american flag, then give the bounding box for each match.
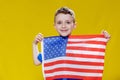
[41,35,108,80]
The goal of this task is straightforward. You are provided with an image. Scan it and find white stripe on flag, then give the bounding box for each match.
[68,38,107,42]
[44,64,104,70]
[45,71,103,77]
[67,43,106,49]
[66,50,105,56]
[44,57,104,64]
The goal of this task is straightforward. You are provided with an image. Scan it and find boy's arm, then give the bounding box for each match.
[32,44,41,65]
[32,33,43,65]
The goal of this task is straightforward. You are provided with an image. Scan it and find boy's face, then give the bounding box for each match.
[54,13,76,37]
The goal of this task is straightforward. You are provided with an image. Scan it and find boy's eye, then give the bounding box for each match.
[57,21,62,24]
[66,21,71,24]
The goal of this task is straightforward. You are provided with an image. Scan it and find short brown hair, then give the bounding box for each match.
[54,7,75,23]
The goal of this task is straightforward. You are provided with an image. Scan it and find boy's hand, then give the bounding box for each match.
[101,30,111,42]
[33,33,43,45]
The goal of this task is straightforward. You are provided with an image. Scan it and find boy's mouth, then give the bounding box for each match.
[60,29,68,32]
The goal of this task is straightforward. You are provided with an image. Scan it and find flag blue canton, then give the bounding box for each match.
[43,36,68,60]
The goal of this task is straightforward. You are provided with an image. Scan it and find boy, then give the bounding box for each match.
[32,7,110,80]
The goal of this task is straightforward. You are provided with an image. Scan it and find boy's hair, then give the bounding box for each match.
[54,7,75,23]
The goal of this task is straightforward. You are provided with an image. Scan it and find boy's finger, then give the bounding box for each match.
[38,33,43,38]
[104,31,110,37]
[38,33,43,36]
[102,31,111,40]
[36,37,42,41]
[37,34,43,38]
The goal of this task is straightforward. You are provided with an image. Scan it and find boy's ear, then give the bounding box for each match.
[53,23,56,28]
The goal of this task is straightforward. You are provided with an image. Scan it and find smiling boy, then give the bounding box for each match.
[32,7,110,80]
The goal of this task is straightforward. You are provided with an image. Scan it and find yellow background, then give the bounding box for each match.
[0,0,120,80]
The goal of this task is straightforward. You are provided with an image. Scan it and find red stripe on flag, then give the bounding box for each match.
[66,53,104,59]
[68,35,105,39]
[45,67,103,73]
[68,41,106,45]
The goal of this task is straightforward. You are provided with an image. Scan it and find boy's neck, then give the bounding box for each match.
[60,35,70,38]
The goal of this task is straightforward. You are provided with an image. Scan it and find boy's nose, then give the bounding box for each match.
[62,24,66,28]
